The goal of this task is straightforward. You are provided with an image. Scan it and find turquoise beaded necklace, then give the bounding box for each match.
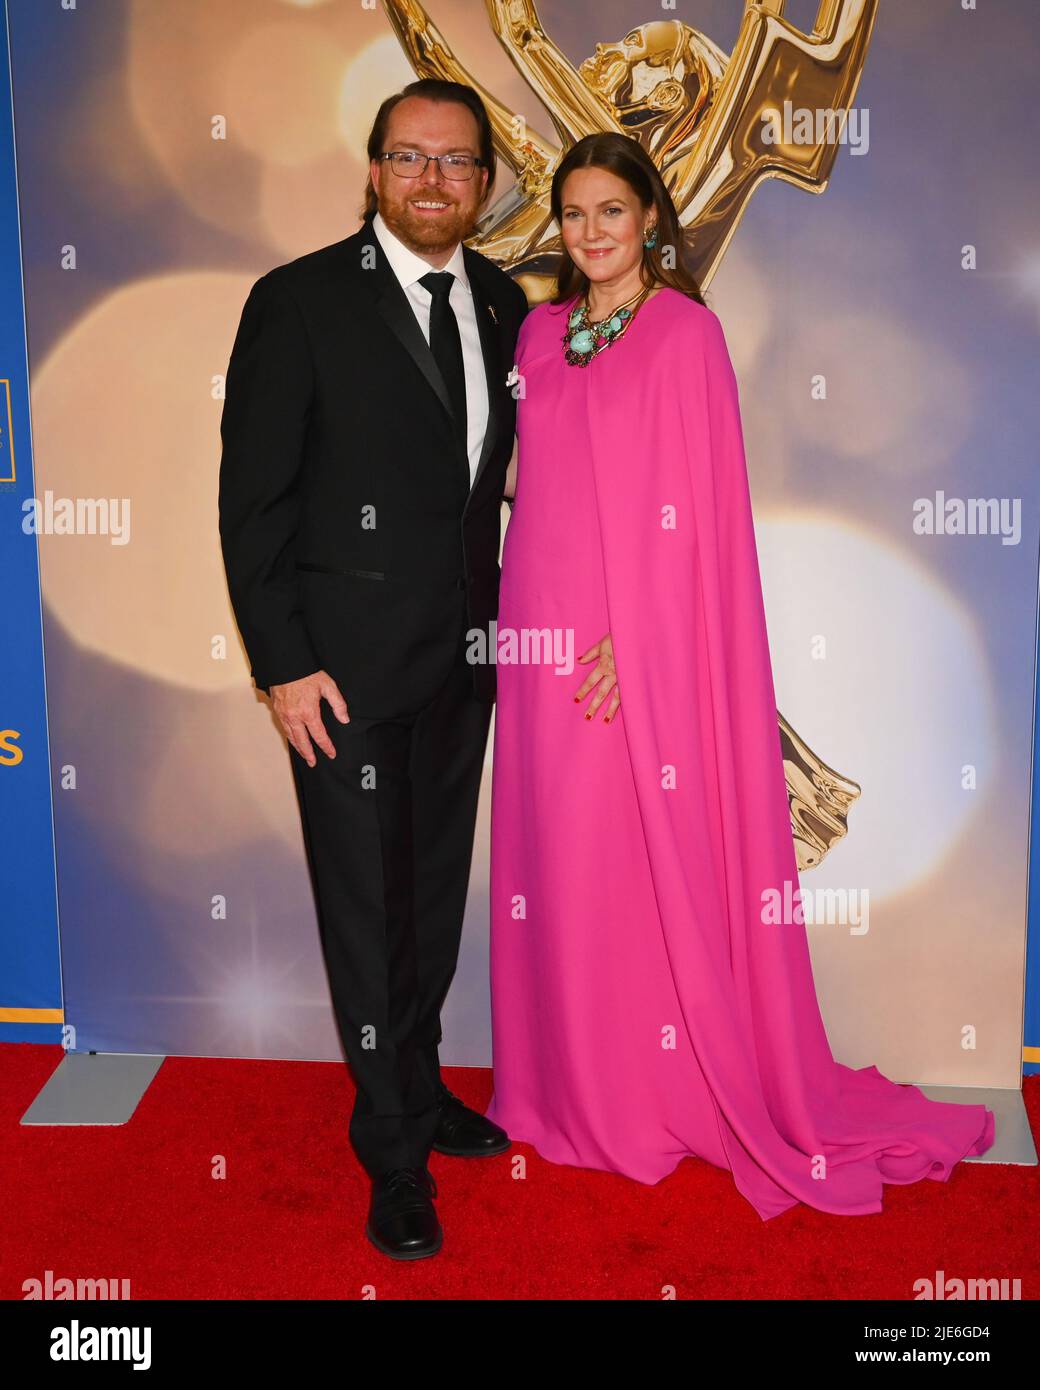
[563,285,653,367]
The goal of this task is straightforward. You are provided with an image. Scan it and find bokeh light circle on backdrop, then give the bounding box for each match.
[786,312,976,472]
[756,512,996,902]
[34,270,264,696]
[126,0,400,246]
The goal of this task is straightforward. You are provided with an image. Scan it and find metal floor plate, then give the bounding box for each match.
[915,1085,1035,1165]
[21,1052,165,1126]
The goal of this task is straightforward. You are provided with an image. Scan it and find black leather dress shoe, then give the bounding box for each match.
[365,1167,442,1261]
[431,1084,511,1157]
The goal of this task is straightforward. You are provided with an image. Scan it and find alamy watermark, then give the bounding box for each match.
[466,621,574,675]
[21,491,130,545]
[760,100,869,156]
[913,492,1020,545]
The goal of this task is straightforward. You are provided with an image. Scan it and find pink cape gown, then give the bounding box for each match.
[484,287,995,1220]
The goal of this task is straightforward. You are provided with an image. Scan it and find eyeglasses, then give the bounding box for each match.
[380,151,485,180]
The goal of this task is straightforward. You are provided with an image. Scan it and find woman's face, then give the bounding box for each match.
[559,166,651,289]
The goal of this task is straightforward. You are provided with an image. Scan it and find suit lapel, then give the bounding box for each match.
[344,226,505,500]
[348,223,456,422]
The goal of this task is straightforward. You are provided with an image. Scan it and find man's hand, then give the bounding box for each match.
[269,670,349,767]
[573,634,620,723]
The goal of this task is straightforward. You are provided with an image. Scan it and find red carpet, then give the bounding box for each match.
[2,1043,1036,1300]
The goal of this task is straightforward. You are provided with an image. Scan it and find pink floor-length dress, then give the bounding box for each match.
[485,286,995,1221]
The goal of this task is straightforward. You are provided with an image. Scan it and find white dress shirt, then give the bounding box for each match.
[372,210,489,491]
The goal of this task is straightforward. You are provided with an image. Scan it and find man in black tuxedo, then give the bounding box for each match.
[218,79,528,1260]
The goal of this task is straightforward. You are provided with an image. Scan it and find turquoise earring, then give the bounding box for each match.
[643,224,658,250]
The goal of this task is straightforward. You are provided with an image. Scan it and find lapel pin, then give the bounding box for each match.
[487,303,498,324]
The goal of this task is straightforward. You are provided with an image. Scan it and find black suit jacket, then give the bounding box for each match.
[218,222,529,716]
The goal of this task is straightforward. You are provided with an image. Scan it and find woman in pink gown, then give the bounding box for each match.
[484,134,994,1221]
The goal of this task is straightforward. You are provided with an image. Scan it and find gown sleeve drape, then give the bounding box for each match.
[583,299,994,1219]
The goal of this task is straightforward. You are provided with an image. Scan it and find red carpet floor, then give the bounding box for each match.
[2,1043,1036,1300]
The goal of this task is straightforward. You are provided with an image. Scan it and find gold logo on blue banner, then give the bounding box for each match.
[0,729,24,766]
[0,378,13,483]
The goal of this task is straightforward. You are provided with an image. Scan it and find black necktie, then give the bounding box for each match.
[419,270,467,452]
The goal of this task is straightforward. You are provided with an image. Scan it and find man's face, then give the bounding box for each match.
[371,96,489,260]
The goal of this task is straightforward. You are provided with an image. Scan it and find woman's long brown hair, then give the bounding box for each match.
[549,132,707,311]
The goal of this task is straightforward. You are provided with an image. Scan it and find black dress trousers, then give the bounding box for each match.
[288,607,491,1175]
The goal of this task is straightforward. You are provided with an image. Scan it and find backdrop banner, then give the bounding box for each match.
[0,0,61,1045]
[1025,579,1040,1077]
[4,0,1036,1088]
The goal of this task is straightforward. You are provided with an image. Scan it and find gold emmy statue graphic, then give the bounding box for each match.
[383,0,877,868]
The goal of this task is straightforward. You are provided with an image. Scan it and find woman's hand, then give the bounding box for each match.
[574,633,620,723]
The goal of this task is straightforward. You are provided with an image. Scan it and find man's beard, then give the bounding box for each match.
[380,194,476,255]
